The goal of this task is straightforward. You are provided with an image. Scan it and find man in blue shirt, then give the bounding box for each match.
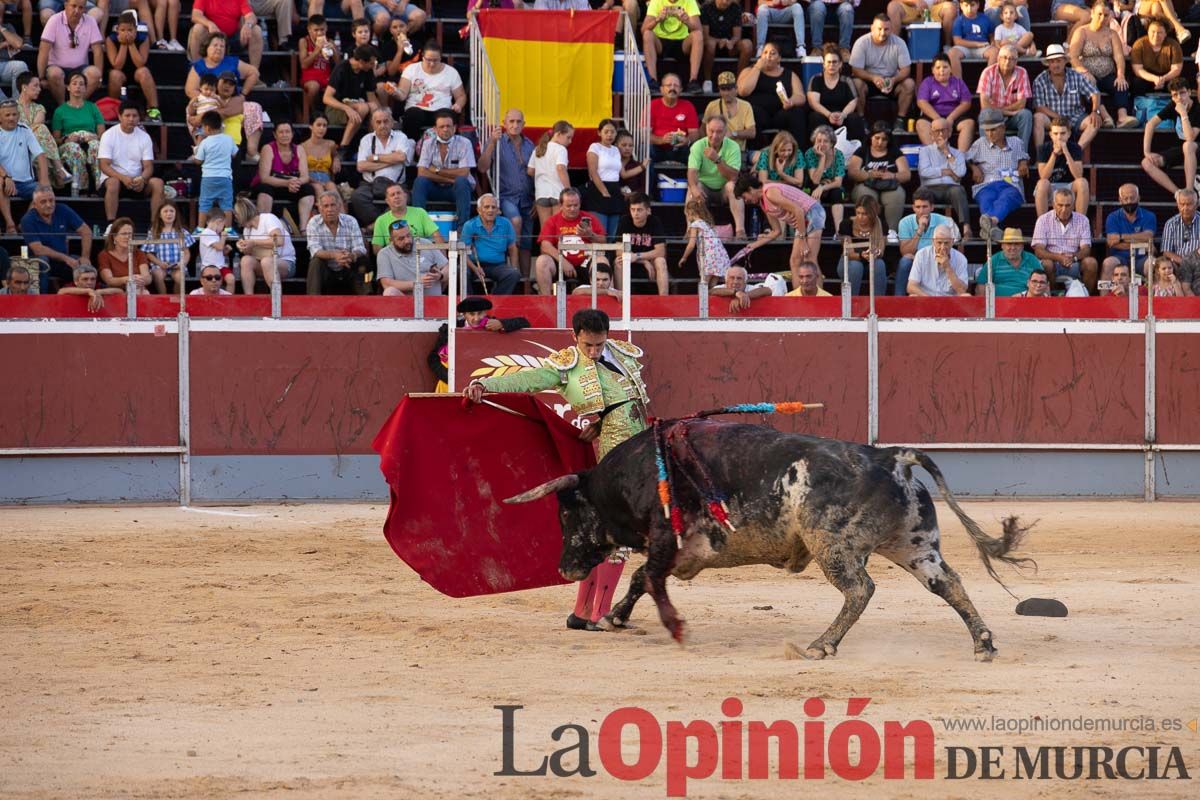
[894,187,961,295]
[478,108,535,280]
[19,184,92,293]
[1101,183,1157,292]
[461,193,520,295]
[0,97,48,232]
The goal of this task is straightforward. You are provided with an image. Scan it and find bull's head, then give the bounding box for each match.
[503,472,610,581]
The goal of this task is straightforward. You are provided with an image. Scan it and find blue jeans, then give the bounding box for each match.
[1006,109,1033,152]
[0,61,30,100]
[985,6,1032,31]
[808,0,855,50]
[412,176,473,232]
[837,257,887,296]
[500,195,534,251]
[756,5,805,52]
[895,256,915,296]
[474,261,521,295]
[975,182,1023,225]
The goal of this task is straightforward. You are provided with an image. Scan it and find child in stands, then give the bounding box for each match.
[185,74,221,144]
[679,197,730,287]
[198,205,235,294]
[299,15,340,113]
[192,111,237,230]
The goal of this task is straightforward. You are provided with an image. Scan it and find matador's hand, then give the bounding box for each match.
[578,415,601,442]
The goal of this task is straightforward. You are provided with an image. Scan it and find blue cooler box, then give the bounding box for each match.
[907,22,941,62]
[800,56,822,90]
[657,176,687,203]
[429,212,455,239]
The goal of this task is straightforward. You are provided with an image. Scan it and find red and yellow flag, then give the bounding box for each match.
[477,9,618,130]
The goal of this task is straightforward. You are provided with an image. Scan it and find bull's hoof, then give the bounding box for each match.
[599,615,630,631]
[974,630,997,662]
[669,621,686,645]
[784,641,835,660]
[974,646,997,662]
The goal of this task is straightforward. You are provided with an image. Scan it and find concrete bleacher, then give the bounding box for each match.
[1,0,1194,296]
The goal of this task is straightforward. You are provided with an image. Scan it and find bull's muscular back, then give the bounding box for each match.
[585,421,918,572]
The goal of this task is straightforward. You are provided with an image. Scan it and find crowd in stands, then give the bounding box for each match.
[3,0,1200,304]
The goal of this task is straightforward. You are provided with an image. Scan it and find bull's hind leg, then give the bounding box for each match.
[878,522,998,662]
[786,550,875,660]
[644,527,685,643]
[602,563,646,630]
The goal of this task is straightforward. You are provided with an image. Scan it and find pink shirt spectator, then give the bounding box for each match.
[976,63,1031,110]
[42,11,103,70]
[760,181,817,218]
[1031,210,1091,257]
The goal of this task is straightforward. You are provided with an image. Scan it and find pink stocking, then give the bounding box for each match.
[573,568,599,619]
[589,560,626,623]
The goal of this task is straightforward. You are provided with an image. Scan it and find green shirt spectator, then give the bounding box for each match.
[372,206,441,249]
[687,135,740,190]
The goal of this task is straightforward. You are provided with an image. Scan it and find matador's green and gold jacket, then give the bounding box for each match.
[480,339,649,458]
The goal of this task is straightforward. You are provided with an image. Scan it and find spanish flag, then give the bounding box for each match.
[477,9,618,130]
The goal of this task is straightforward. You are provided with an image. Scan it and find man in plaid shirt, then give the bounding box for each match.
[412,111,477,233]
[1031,186,1098,292]
[1032,44,1101,151]
[966,108,1028,242]
[1161,188,1200,294]
[977,44,1032,151]
[306,191,371,295]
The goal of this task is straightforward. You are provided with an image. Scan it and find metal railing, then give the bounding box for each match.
[621,12,651,188]
[469,17,503,201]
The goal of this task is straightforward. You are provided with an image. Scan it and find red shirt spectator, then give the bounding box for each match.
[650,95,699,139]
[538,208,606,267]
[194,0,252,37]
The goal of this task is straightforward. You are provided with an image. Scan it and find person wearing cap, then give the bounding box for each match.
[377,217,448,296]
[701,0,752,92]
[907,224,971,296]
[966,106,1028,242]
[1032,42,1101,151]
[461,193,521,295]
[985,226,1042,296]
[1031,186,1098,292]
[427,295,531,393]
[703,71,756,150]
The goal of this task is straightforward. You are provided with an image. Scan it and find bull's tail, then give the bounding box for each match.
[896,449,1037,596]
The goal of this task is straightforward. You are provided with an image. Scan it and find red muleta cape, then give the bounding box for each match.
[372,394,597,597]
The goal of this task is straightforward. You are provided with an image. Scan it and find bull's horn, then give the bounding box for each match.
[503,474,580,504]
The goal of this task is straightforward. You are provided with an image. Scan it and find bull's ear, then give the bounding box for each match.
[503,474,581,504]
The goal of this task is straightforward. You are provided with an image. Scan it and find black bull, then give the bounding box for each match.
[505,421,1033,661]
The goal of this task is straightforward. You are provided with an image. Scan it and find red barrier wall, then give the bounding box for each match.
[0,323,1185,455]
[189,332,437,456]
[1155,332,1200,445]
[0,333,179,448]
[877,332,1145,444]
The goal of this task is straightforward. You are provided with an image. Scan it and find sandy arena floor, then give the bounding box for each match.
[1,501,1198,799]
